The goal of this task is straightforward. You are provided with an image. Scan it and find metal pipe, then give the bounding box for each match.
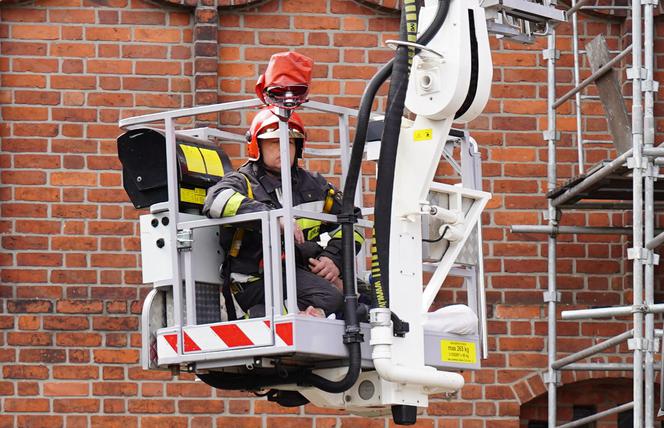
[557,402,635,428]
[546,26,558,428]
[631,0,645,425]
[562,363,664,371]
[512,225,641,235]
[644,227,663,252]
[551,330,633,369]
[277,112,298,315]
[564,202,664,210]
[551,148,633,207]
[643,0,655,425]
[552,45,632,110]
[164,117,183,331]
[571,0,584,173]
[565,0,594,17]
[642,148,664,157]
[562,304,664,320]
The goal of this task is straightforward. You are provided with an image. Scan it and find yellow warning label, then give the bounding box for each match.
[179,144,206,174]
[413,129,433,141]
[440,340,476,364]
[180,187,206,205]
[200,148,224,177]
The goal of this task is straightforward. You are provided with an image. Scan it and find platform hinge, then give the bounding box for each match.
[177,229,193,251]
[543,130,560,141]
[542,48,560,61]
[627,67,648,81]
[543,291,561,303]
[543,370,561,386]
[628,338,659,352]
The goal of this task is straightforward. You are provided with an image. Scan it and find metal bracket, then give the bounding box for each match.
[542,209,561,222]
[628,338,658,352]
[543,291,561,303]
[627,67,648,81]
[542,130,560,141]
[627,247,647,261]
[543,371,561,386]
[643,80,660,93]
[641,0,658,5]
[627,248,659,265]
[177,229,193,251]
[627,157,645,171]
[542,48,560,61]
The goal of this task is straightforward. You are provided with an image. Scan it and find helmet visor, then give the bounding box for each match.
[256,127,305,140]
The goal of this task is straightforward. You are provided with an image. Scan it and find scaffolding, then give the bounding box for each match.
[511,0,659,427]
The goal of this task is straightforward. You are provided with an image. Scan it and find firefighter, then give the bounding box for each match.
[203,106,364,319]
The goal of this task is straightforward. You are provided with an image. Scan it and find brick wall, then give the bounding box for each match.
[1,1,663,427]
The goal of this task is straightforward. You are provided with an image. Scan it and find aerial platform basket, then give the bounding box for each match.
[118,98,490,413]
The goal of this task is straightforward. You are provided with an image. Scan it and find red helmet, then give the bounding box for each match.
[246,106,306,161]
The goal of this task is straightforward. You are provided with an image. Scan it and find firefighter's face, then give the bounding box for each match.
[259,138,296,174]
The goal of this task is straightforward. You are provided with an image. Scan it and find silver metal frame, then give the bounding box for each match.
[510,2,658,427]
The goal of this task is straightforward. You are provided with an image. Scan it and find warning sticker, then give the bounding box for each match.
[200,148,224,177]
[180,187,206,205]
[440,340,476,364]
[180,144,206,174]
[413,129,433,141]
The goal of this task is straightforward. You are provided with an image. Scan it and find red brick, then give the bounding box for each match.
[88,93,134,107]
[53,398,100,413]
[2,73,47,88]
[94,349,139,364]
[52,108,98,122]
[1,8,47,22]
[258,31,304,46]
[216,417,261,428]
[3,365,49,379]
[13,25,59,40]
[7,332,52,346]
[134,28,181,43]
[2,106,48,121]
[128,399,175,413]
[4,398,50,412]
[17,252,62,267]
[53,365,99,380]
[13,57,59,73]
[178,399,225,413]
[3,235,48,250]
[141,416,187,428]
[86,27,131,41]
[91,416,138,428]
[44,316,89,330]
[93,382,138,396]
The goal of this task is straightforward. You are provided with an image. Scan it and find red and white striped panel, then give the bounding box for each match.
[178,319,293,354]
[157,332,179,359]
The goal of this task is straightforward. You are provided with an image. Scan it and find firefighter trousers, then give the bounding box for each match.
[234,267,343,318]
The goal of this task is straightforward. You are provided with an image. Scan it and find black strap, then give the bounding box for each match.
[220,260,237,321]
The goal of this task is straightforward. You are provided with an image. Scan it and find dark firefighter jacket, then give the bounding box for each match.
[202,161,365,277]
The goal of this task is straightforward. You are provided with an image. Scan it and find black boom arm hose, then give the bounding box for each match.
[305,0,451,394]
